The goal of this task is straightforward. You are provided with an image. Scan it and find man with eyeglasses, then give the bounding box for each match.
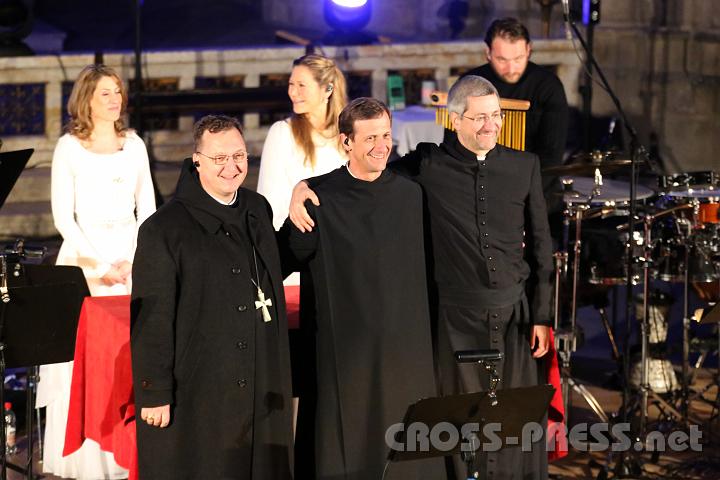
[464,17,569,219]
[131,115,293,479]
[290,76,553,479]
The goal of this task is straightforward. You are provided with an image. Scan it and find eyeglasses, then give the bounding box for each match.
[461,112,505,128]
[195,150,248,165]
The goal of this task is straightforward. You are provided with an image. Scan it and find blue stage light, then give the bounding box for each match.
[324,0,372,33]
[331,0,368,7]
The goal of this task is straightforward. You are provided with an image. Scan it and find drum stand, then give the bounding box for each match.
[635,215,688,437]
[554,199,609,424]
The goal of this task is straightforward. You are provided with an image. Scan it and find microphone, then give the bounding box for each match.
[561,0,572,40]
[455,349,503,364]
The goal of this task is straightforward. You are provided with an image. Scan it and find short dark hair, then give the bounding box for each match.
[338,97,391,138]
[484,17,530,47]
[193,115,244,151]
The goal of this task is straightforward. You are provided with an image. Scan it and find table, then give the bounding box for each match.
[64,295,138,480]
[391,105,444,156]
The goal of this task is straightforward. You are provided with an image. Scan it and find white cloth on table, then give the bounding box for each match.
[256,119,346,286]
[36,131,156,480]
[391,105,444,156]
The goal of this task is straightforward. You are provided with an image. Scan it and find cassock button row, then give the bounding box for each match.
[231,267,241,274]
[237,305,248,312]
[237,341,248,349]
[481,210,487,215]
[481,221,486,226]
[141,380,151,388]
[225,231,231,237]
[480,162,486,167]
[237,379,247,387]
[488,256,493,261]
[492,313,499,318]
[479,197,485,202]
[492,325,499,331]
[483,244,489,249]
[491,267,497,272]
[479,185,485,190]
[484,233,489,237]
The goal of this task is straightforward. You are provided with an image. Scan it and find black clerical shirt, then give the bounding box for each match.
[390,137,554,326]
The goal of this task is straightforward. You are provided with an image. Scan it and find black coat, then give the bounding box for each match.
[131,159,293,480]
[284,167,444,480]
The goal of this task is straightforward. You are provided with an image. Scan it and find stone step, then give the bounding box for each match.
[0,160,261,240]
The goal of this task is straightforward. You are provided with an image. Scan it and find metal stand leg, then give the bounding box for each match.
[597,307,620,361]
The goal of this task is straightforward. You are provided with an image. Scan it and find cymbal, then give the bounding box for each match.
[543,151,632,176]
[553,177,655,205]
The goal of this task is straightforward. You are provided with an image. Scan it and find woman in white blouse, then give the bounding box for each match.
[257,53,347,228]
[37,64,156,480]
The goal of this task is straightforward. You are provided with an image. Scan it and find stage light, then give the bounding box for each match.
[323,0,376,45]
[331,0,368,7]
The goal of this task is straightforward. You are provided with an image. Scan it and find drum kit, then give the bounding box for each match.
[548,151,719,430]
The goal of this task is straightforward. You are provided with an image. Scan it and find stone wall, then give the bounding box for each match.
[0,40,581,167]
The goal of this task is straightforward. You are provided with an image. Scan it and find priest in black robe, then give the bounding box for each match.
[463,17,569,219]
[291,78,554,480]
[281,98,444,480]
[131,115,293,480]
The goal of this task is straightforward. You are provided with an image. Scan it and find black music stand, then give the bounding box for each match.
[387,385,555,479]
[0,149,34,210]
[0,263,89,480]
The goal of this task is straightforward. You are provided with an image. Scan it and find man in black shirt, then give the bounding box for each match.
[464,17,569,215]
[290,76,554,479]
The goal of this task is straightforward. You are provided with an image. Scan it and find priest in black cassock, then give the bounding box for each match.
[463,17,569,220]
[281,98,444,480]
[290,77,554,480]
[131,115,293,479]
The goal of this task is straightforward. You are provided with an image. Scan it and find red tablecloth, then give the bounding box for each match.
[547,329,568,461]
[64,295,138,480]
[63,293,566,479]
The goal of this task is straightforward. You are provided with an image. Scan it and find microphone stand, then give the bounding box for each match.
[562,10,652,478]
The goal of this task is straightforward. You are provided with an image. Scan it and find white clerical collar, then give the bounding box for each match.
[208,191,237,205]
[477,154,487,161]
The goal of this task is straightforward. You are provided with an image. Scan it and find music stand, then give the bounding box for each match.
[0,263,89,480]
[0,149,34,211]
[387,385,554,479]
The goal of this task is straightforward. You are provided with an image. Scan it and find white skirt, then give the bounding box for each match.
[37,361,128,480]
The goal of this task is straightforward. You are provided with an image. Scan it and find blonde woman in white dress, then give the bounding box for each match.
[36,64,156,479]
